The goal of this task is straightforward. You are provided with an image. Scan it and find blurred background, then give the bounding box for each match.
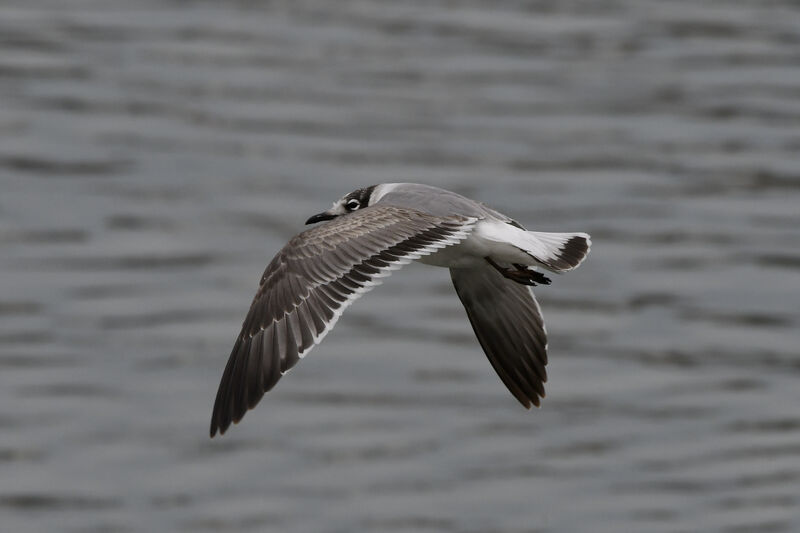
[1,1,799,532]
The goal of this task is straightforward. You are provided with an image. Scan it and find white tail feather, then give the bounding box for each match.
[471,221,591,273]
[517,231,592,273]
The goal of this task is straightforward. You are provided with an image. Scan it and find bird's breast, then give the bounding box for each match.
[418,220,533,268]
[418,232,491,268]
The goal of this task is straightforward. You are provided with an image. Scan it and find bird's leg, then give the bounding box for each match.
[513,263,551,285]
[485,257,551,286]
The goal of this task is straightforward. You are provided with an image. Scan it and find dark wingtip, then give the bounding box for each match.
[209,416,221,438]
[210,412,235,438]
[209,412,223,438]
[209,386,227,438]
[210,382,235,438]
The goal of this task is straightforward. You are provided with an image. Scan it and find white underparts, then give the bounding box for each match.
[420,220,591,272]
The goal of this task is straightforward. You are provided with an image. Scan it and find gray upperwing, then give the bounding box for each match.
[450,265,548,408]
[210,205,478,437]
[373,183,519,225]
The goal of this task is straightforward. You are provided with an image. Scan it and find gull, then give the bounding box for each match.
[210,183,590,436]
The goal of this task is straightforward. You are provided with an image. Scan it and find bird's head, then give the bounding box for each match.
[305,185,377,224]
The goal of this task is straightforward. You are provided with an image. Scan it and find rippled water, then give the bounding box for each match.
[2,1,799,531]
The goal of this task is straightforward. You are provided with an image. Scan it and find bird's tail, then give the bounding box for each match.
[517,231,591,273]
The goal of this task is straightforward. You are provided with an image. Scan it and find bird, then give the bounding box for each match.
[210,183,591,436]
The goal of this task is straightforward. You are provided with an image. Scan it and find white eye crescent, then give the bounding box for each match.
[345,199,360,210]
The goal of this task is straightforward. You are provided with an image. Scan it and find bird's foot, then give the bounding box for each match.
[512,263,551,285]
[485,257,551,286]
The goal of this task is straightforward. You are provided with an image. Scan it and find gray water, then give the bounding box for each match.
[2,1,799,532]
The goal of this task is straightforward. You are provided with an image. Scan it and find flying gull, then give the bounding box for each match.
[210,183,591,436]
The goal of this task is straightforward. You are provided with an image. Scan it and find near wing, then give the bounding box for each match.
[211,205,478,436]
[450,265,548,408]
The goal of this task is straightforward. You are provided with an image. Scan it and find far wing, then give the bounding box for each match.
[450,265,548,408]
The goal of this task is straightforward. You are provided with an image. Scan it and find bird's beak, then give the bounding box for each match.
[305,211,338,225]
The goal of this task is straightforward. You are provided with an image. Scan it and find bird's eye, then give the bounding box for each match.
[345,199,360,211]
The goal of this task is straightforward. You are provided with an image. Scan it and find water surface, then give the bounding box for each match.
[1,1,799,532]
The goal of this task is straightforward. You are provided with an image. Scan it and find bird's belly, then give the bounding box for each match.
[419,223,530,268]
